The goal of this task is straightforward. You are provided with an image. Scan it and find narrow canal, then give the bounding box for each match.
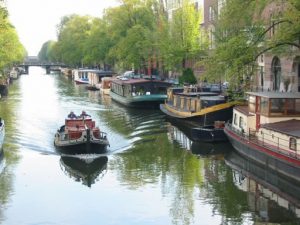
[0,67,299,225]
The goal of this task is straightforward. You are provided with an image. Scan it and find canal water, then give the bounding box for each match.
[0,67,299,225]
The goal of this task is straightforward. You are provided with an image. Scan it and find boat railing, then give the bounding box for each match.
[226,122,299,160]
[98,131,108,140]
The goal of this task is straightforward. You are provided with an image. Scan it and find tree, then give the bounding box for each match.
[38,40,56,62]
[168,0,206,70]
[179,68,197,84]
[82,18,113,69]
[202,0,300,87]
[54,15,93,67]
[0,6,25,76]
[104,0,157,71]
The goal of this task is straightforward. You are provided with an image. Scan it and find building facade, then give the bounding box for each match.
[252,1,300,92]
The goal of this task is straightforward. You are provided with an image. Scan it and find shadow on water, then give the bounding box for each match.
[60,154,108,187]
[225,151,300,224]
[166,118,232,157]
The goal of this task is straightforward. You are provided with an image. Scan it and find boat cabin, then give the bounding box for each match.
[65,118,95,130]
[88,70,115,88]
[73,69,92,83]
[63,118,98,140]
[232,92,300,153]
[166,86,224,113]
[110,78,171,97]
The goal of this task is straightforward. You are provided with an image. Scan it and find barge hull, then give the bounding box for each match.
[224,126,300,184]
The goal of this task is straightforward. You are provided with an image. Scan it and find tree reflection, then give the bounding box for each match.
[110,130,205,225]
[0,82,22,224]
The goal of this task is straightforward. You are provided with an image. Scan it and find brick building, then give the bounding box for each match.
[253,1,300,92]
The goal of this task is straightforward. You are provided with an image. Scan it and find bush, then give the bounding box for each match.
[179,68,197,85]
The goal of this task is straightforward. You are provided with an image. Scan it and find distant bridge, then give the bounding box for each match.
[18,56,67,74]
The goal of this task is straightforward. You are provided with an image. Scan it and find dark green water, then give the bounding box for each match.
[0,67,299,225]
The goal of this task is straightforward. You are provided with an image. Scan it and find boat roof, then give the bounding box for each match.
[246,92,300,99]
[234,105,253,116]
[177,92,219,97]
[76,69,100,72]
[75,68,115,74]
[111,78,170,85]
[261,119,300,138]
[200,96,225,101]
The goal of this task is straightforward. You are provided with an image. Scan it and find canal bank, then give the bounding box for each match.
[0,67,299,225]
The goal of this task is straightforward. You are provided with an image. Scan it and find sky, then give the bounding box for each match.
[7,0,120,56]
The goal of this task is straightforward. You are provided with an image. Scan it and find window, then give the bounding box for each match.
[289,137,297,151]
[209,27,215,49]
[260,66,264,87]
[209,6,215,21]
[248,95,256,113]
[270,98,285,116]
[239,116,243,129]
[260,97,268,115]
[234,113,237,125]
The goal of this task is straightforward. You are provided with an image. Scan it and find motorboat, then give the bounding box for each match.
[54,114,109,154]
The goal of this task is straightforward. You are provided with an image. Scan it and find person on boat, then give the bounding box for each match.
[67,111,77,119]
[79,111,90,118]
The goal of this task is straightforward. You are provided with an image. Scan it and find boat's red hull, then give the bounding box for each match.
[224,124,300,183]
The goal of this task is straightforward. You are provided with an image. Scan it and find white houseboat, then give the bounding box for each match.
[87,70,115,91]
[224,92,300,183]
[73,69,91,84]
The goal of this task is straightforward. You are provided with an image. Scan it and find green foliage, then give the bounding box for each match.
[0,6,26,75]
[104,0,156,70]
[47,0,208,74]
[202,0,300,88]
[38,40,55,62]
[179,68,197,84]
[82,18,112,67]
[168,0,206,70]
[52,15,93,67]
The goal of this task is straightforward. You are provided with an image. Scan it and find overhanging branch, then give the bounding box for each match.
[254,41,300,60]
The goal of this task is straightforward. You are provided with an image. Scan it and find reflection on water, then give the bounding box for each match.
[0,67,299,225]
[60,155,108,187]
[225,151,300,224]
[167,122,231,157]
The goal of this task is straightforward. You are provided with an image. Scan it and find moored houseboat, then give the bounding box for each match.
[9,67,18,80]
[87,70,115,91]
[73,69,91,84]
[224,92,300,183]
[160,86,239,126]
[54,113,109,154]
[100,76,113,95]
[109,76,172,108]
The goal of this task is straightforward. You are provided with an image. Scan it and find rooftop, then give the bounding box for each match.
[246,92,300,99]
[261,119,300,138]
